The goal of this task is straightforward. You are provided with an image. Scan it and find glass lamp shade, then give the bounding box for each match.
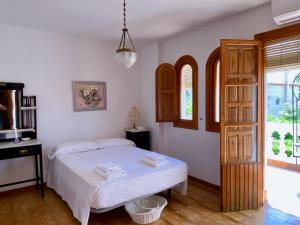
[115,48,137,68]
[129,107,140,122]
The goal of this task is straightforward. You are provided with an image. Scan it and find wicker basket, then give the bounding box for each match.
[125,195,168,224]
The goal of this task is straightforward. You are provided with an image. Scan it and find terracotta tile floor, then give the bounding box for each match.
[0,180,299,225]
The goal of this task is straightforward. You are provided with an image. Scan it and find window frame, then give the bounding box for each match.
[174,55,198,130]
[206,47,220,132]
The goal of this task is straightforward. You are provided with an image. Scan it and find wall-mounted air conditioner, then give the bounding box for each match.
[272,0,300,25]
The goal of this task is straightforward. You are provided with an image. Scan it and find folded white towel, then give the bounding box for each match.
[144,152,166,162]
[96,162,122,174]
[143,158,169,168]
[95,168,127,180]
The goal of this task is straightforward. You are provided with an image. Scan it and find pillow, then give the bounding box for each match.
[94,138,135,149]
[49,141,98,159]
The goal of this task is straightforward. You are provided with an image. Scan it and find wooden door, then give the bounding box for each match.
[156,63,177,122]
[220,39,263,212]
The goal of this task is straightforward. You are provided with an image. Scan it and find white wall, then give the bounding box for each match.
[140,3,279,185]
[139,43,160,150]
[0,25,141,190]
[0,2,285,191]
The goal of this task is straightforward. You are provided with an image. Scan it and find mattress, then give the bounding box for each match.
[47,145,188,225]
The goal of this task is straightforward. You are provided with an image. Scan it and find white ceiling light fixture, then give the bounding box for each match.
[115,0,137,69]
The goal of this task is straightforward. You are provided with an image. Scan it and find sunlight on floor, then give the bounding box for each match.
[266,166,300,217]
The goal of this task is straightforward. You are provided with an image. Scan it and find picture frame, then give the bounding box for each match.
[72,81,107,112]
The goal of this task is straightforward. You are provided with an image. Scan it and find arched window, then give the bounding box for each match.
[180,64,193,120]
[206,47,220,132]
[174,55,198,129]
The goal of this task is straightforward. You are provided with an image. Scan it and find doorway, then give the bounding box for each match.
[265,61,300,217]
[253,22,300,220]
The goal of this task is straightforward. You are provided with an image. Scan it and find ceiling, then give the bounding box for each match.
[0,0,270,42]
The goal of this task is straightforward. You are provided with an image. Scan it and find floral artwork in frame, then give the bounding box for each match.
[72,81,107,111]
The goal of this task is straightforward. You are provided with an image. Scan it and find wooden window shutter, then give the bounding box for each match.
[155,63,177,122]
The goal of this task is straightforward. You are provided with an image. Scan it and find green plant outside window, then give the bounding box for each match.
[284,132,293,157]
[271,131,280,155]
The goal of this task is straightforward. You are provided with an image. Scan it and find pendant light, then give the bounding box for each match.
[115,0,137,68]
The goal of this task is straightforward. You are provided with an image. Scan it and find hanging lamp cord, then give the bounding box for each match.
[123,0,126,29]
[117,0,136,51]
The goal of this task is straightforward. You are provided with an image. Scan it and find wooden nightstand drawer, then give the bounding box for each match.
[0,144,41,160]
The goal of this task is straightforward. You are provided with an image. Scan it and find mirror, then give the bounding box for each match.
[0,83,24,137]
[0,90,17,130]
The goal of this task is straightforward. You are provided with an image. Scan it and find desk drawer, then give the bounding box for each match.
[0,145,41,160]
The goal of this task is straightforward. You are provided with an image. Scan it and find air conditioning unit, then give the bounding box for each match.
[272,0,300,25]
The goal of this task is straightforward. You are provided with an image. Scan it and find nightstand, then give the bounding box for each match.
[126,129,150,150]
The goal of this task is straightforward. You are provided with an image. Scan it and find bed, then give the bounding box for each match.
[47,139,188,225]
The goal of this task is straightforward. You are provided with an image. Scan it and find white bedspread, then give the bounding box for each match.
[47,146,188,225]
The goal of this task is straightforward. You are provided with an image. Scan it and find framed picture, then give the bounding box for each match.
[72,81,107,112]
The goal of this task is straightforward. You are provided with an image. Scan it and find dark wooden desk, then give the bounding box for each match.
[0,140,44,198]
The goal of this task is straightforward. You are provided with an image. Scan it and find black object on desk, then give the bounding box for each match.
[0,140,44,198]
[126,129,150,150]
